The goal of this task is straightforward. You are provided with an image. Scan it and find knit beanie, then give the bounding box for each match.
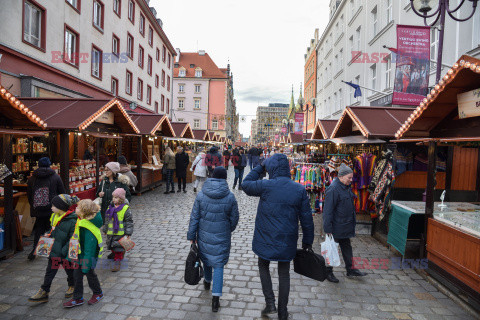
[117,155,127,165]
[38,157,51,168]
[112,188,126,201]
[105,162,120,173]
[338,163,353,177]
[212,167,227,180]
[51,194,80,212]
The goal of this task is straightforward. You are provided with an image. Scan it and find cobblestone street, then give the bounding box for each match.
[0,168,475,320]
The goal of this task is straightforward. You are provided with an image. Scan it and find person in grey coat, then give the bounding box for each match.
[187,167,239,313]
[323,163,367,283]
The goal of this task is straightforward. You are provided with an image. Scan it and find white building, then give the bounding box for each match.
[0,0,176,115]
[316,0,480,120]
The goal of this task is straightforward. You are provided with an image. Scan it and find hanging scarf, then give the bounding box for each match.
[105,203,126,234]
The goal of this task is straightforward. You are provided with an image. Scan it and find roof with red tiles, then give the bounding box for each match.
[174,52,228,79]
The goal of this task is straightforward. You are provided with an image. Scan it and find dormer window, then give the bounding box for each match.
[195,67,202,78]
[190,64,195,68]
[179,67,186,77]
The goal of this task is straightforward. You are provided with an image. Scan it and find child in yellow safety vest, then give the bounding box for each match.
[102,188,134,272]
[63,200,104,308]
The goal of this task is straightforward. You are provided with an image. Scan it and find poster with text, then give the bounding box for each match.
[294,113,304,134]
[392,25,430,106]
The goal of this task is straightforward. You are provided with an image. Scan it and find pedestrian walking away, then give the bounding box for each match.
[175,146,190,193]
[242,153,314,320]
[191,147,208,192]
[205,146,223,177]
[323,163,367,283]
[223,148,231,169]
[163,147,176,194]
[187,166,239,313]
[232,147,247,190]
[63,199,104,308]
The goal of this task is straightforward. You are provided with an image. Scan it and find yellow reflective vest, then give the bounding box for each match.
[106,205,129,236]
[72,219,104,258]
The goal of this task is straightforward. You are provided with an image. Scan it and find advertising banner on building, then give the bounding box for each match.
[294,113,304,134]
[392,25,430,106]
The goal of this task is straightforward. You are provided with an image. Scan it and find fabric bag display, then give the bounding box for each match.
[294,248,327,282]
[68,239,79,260]
[320,235,341,267]
[0,164,12,181]
[34,236,54,257]
[184,243,204,285]
[118,236,135,252]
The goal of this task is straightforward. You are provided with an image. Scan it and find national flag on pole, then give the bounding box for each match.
[344,81,362,98]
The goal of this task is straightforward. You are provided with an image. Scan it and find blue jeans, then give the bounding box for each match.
[204,266,224,296]
[234,168,244,187]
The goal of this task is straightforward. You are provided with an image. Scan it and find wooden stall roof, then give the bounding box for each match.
[215,134,220,141]
[311,119,338,139]
[0,84,46,129]
[19,97,139,133]
[171,122,194,138]
[331,106,413,139]
[396,55,480,139]
[288,133,305,144]
[130,114,175,137]
[220,137,226,143]
[192,129,209,141]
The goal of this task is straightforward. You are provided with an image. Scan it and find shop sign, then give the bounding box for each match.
[458,88,480,119]
[95,111,114,125]
[370,93,393,106]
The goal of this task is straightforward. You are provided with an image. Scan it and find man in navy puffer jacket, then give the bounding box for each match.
[242,153,314,320]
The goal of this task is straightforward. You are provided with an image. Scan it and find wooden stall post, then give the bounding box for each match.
[423,140,437,258]
[96,137,100,189]
[137,136,143,192]
[118,138,123,159]
[3,134,15,253]
[59,130,70,194]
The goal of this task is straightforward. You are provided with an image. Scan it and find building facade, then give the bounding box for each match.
[303,28,319,133]
[0,0,176,116]
[250,118,257,144]
[315,0,480,120]
[254,103,289,144]
[173,50,233,138]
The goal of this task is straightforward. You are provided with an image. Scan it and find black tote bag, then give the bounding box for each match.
[293,248,327,282]
[184,243,204,285]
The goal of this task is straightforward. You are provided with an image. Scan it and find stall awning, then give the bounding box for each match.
[331,106,413,139]
[330,136,386,145]
[396,55,480,139]
[0,84,47,129]
[20,97,139,133]
[171,122,194,138]
[192,130,209,141]
[130,114,175,137]
[86,132,123,139]
[311,120,338,139]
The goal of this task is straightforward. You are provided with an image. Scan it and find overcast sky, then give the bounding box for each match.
[152,0,330,137]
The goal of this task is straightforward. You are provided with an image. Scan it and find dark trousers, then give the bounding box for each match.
[73,267,102,300]
[41,257,75,293]
[326,238,353,274]
[31,216,51,254]
[177,176,186,191]
[233,168,244,187]
[166,169,175,191]
[258,257,290,318]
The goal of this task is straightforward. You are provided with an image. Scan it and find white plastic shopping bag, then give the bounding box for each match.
[320,235,341,267]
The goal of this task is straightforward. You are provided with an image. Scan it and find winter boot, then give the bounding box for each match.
[212,296,220,312]
[203,281,211,290]
[261,303,277,315]
[28,289,48,303]
[111,260,121,272]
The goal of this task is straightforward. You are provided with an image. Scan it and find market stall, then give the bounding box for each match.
[394,55,480,309]
[129,114,175,194]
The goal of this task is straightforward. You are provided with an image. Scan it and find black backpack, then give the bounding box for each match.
[184,243,204,285]
[293,248,327,282]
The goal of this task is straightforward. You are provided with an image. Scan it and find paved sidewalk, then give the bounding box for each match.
[0,167,475,320]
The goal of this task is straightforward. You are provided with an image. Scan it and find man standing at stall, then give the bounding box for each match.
[323,163,367,283]
[175,147,190,193]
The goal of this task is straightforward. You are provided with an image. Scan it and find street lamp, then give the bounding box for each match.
[298,97,316,138]
[410,0,478,82]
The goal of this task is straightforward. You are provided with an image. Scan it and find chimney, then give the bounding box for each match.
[149,7,157,17]
[175,48,181,62]
[156,18,163,28]
[198,50,205,56]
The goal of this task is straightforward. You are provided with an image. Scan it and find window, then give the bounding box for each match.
[333,92,337,112]
[24,1,45,49]
[194,99,200,109]
[148,26,153,46]
[195,85,201,93]
[178,99,184,109]
[371,6,377,38]
[138,45,144,68]
[127,33,134,59]
[179,68,186,77]
[166,98,170,114]
[147,55,152,75]
[167,76,170,91]
[93,0,104,31]
[370,64,377,90]
[154,101,158,113]
[112,34,120,56]
[179,84,184,92]
[167,53,171,69]
[66,0,80,11]
[161,70,165,87]
[139,14,145,36]
[161,94,165,112]
[128,0,134,23]
[111,77,118,96]
[384,55,391,89]
[387,0,393,24]
[195,69,202,77]
[334,54,338,73]
[137,78,143,100]
[162,45,166,62]
[177,118,184,122]
[431,28,439,70]
[155,74,159,88]
[64,26,79,66]
[339,49,344,70]
[355,26,361,51]
[91,46,102,79]
[126,70,132,95]
[146,85,151,105]
[212,119,218,130]
[339,89,343,110]
[156,48,160,61]
[113,0,120,17]
[194,119,200,129]
[350,0,355,18]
